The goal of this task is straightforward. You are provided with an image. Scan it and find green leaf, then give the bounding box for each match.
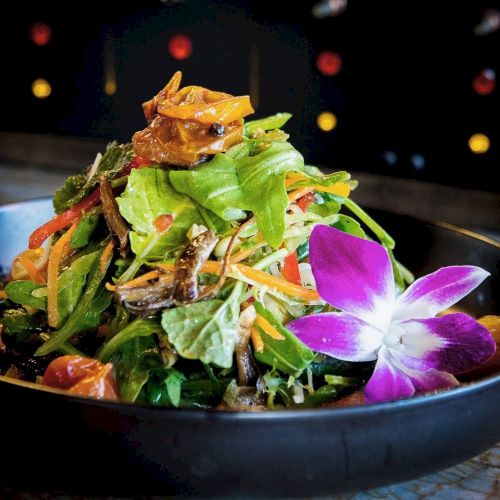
[99,317,163,362]
[170,141,306,248]
[57,251,99,325]
[0,309,38,339]
[285,170,351,190]
[5,281,46,310]
[70,211,100,249]
[53,174,87,214]
[253,301,314,376]
[244,113,292,136]
[333,214,366,238]
[163,369,186,407]
[113,335,163,402]
[308,200,341,217]
[117,167,205,264]
[35,246,112,356]
[161,281,245,368]
[53,142,132,214]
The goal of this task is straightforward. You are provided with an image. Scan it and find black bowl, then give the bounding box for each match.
[0,198,499,497]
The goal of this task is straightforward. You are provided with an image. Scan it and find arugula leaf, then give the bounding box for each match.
[116,168,206,274]
[70,211,100,249]
[161,281,245,368]
[113,335,163,402]
[53,142,132,214]
[308,200,341,217]
[99,317,163,362]
[5,281,46,310]
[244,113,292,136]
[35,246,113,356]
[333,214,366,238]
[253,301,314,376]
[170,141,306,248]
[285,170,351,190]
[57,251,99,325]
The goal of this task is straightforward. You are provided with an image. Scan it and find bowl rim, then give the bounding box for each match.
[1,196,499,418]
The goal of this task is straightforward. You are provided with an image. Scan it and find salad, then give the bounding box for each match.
[0,72,497,410]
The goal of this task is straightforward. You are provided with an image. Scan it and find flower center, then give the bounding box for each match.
[383,324,404,350]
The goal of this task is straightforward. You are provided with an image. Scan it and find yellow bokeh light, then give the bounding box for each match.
[468,133,490,154]
[317,112,337,132]
[32,78,51,99]
[104,79,117,96]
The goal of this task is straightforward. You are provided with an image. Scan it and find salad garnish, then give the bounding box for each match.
[0,72,496,409]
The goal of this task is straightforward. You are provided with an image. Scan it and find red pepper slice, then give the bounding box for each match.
[282,250,302,286]
[154,214,173,233]
[29,188,101,249]
[28,156,155,249]
[297,192,315,212]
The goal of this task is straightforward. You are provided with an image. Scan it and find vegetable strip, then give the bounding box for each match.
[47,221,79,328]
[255,314,285,340]
[17,251,46,284]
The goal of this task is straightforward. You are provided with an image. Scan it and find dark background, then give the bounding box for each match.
[1,0,498,192]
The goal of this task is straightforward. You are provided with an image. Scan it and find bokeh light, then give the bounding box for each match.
[382,151,397,166]
[472,69,495,95]
[30,23,52,46]
[104,80,117,96]
[316,51,342,76]
[317,112,337,131]
[468,133,490,154]
[168,34,192,60]
[32,78,51,99]
[410,154,425,170]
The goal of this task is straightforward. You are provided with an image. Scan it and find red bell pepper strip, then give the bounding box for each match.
[297,192,315,212]
[282,250,302,286]
[28,155,155,249]
[29,188,101,249]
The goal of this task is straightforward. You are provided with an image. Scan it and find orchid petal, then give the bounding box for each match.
[309,225,394,331]
[394,313,496,374]
[390,350,460,393]
[287,312,383,362]
[393,266,489,321]
[364,347,414,403]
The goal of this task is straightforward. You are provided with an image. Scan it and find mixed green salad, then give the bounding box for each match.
[0,72,417,409]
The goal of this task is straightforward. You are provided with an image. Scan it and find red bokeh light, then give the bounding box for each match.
[316,51,342,76]
[472,69,496,95]
[168,34,192,61]
[30,22,52,46]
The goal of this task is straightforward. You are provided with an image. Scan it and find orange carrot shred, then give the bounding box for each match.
[100,241,115,273]
[47,221,79,328]
[250,326,264,353]
[255,314,285,340]
[17,252,46,284]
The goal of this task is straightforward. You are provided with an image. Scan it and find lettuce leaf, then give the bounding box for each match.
[161,281,245,368]
[117,167,205,261]
[244,112,292,136]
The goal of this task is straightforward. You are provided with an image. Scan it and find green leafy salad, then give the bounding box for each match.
[0,72,412,410]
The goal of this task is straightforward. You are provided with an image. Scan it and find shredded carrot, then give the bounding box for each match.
[155,261,320,302]
[17,251,46,284]
[0,290,7,300]
[47,222,79,328]
[105,282,117,292]
[255,314,285,340]
[121,270,161,288]
[250,326,264,353]
[235,264,320,301]
[100,241,115,273]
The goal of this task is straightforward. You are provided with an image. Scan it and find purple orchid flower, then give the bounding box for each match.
[288,225,496,404]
